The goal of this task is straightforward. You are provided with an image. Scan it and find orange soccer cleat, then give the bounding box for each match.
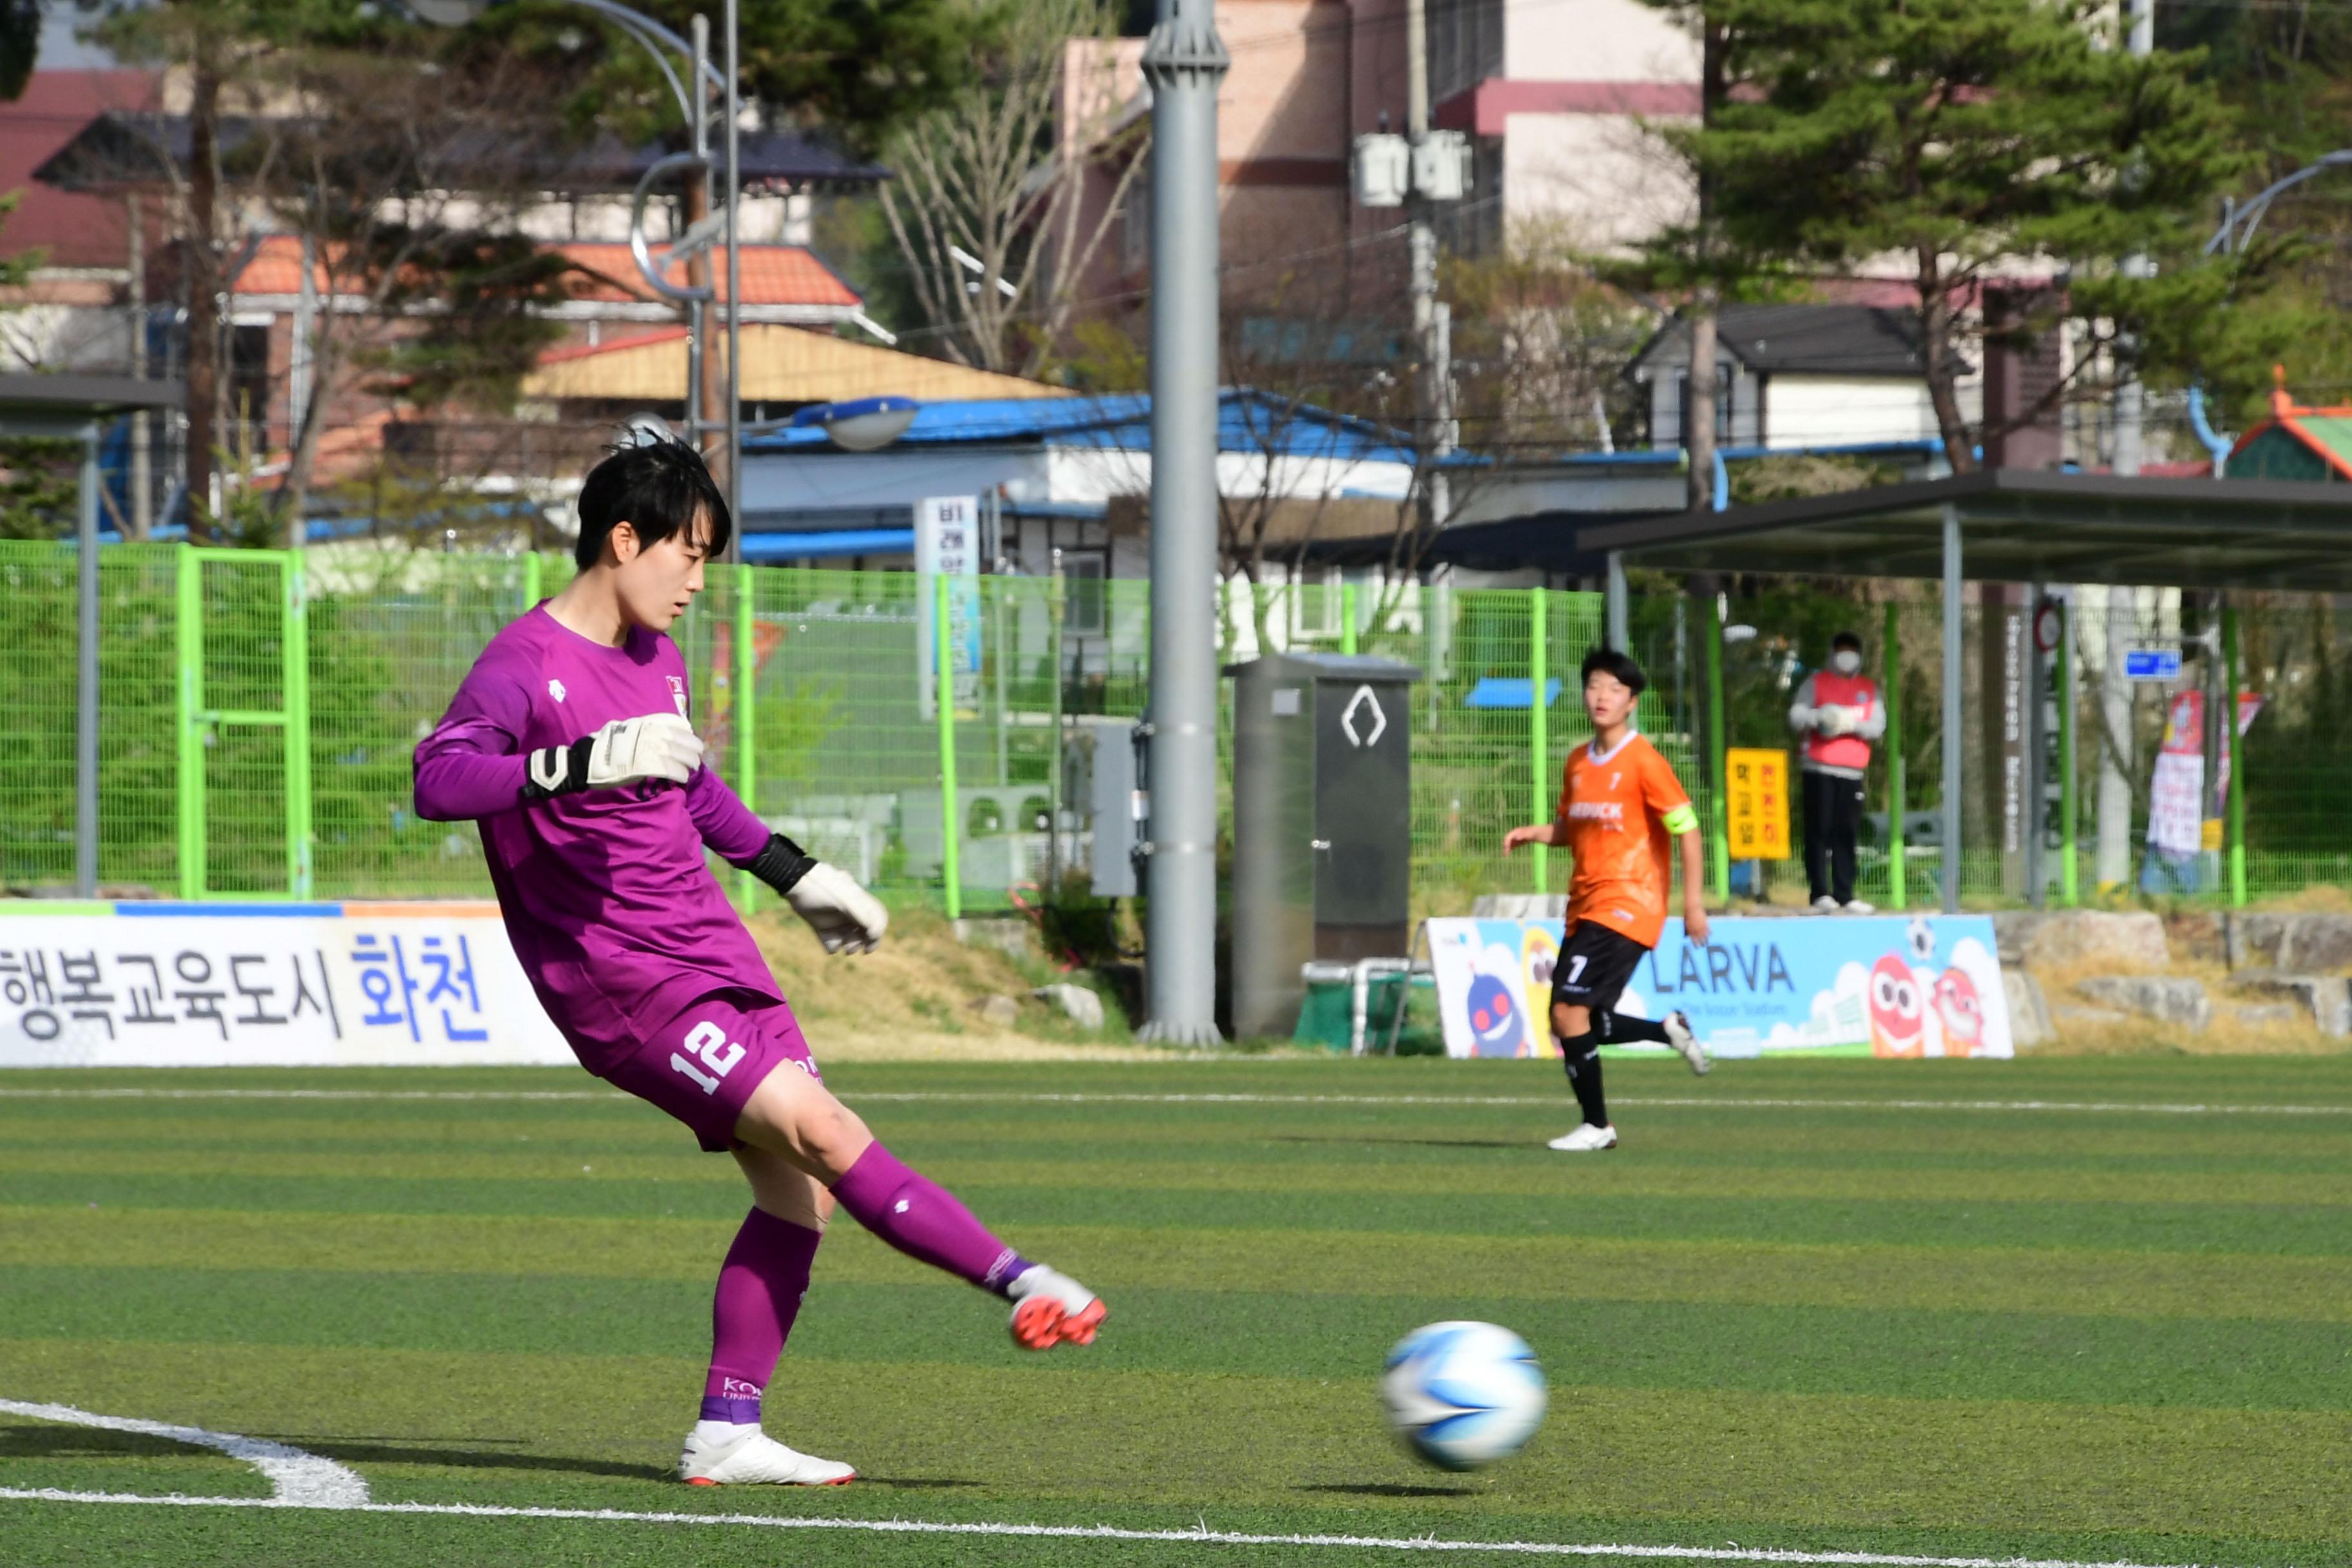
[1006,1266,1106,1349]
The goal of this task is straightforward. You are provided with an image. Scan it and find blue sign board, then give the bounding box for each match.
[2124,649,2182,681]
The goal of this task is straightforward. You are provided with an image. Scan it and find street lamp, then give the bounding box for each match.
[405,0,744,555]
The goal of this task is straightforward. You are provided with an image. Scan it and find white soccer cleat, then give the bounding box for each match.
[1842,898,1876,915]
[1810,894,1840,913]
[1547,1122,1619,1152]
[679,1426,854,1487]
[1663,1010,1709,1077]
[1007,1264,1106,1349]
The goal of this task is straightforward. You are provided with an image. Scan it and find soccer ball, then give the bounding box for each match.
[1381,1320,1547,1471]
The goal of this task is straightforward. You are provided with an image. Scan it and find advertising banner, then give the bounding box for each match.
[915,495,983,718]
[0,903,572,1068]
[1723,748,1792,859]
[1427,914,2013,1061]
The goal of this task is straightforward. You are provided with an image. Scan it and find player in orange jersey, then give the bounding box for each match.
[1504,648,1712,1151]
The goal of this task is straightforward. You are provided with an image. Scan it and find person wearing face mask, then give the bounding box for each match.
[1787,630,1885,914]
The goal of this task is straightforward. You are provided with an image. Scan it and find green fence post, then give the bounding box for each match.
[736,564,758,909]
[1704,590,1730,903]
[522,549,543,609]
[2057,596,2079,907]
[174,546,204,900]
[1884,600,1905,911]
[1340,580,1358,655]
[284,551,313,899]
[1529,585,1549,892]
[2223,602,2246,908]
[935,572,961,920]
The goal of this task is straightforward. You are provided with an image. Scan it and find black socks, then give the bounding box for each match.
[1559,1030,1608,1128]
[1599,1010,1671,1045]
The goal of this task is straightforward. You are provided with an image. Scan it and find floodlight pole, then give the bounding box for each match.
[75,420,99,899]
[1138,1,1229,1047]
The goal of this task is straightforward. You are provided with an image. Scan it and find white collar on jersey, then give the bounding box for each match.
[1587,729,1641,766]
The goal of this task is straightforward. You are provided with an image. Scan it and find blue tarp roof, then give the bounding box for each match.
[742,388,1427,467]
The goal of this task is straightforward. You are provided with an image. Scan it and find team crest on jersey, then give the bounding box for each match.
[667,674,688,716]
[547,679,567,703]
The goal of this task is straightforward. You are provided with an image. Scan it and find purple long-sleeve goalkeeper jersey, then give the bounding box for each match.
[413,604,778,1071]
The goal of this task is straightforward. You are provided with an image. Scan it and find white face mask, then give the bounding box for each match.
[1831,650,1862,676]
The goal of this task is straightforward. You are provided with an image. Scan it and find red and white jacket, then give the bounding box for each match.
[1788,668,1885,778]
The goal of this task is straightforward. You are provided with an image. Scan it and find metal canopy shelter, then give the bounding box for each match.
[0,375,190,898]
[1576,470,2352,912]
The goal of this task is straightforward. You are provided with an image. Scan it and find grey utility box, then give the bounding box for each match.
[1227,653,1422,1039]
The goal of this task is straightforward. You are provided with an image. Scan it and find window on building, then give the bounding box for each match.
[1674,364,1735,446]
[230,324,272,458]
[1062,551,1108,634]
[1427,0,1505,106]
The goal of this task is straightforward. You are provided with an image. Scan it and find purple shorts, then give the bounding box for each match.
[598,989,821,1152]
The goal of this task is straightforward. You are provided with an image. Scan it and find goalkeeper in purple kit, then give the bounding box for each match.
[415,437,1102,1487]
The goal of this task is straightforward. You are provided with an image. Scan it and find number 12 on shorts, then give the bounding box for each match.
[670,1020,745,1095]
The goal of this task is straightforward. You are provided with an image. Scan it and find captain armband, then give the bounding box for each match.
[1661,803,1700,836]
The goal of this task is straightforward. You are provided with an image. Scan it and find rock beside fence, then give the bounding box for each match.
[2225,970,2352,1037]
[2220,912,2352,974]
[2073,975,2211,1031]
[2002,970,2052,1048]
[1993,911,2170,970]
[1033,983,1106,1030]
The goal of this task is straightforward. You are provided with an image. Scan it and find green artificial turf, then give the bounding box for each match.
[2,1055,2349,1567]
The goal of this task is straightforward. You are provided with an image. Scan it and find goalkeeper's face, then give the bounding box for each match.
[612,508,714,632]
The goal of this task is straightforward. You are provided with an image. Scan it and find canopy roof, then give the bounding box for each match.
[524,324,1065,405]
[1578,468,2352,592]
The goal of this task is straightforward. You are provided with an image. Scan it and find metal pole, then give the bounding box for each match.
[684,15,709,456]
[1605,551,1629,651]
[936,571,961,921]
[1704,589,1729,903]
[74,424,100,899]
[1529,585,1549,894]
[126,194,152,538]
[284,549,312,899]
[736,562,757,907]
[1046,549,1065,900]
[723,0,742,561]
[2111,0,2152,478]
[175,544,202,900]
[1883,598,1905,911]
[1941,504,1963,914]
[2222,602,2246,908]
[2058,593,2079,906]
[1340,579,1358,655]
[1137,1,1229,1046]
[1406,0,1440,532]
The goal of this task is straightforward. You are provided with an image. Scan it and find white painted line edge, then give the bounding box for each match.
[0,1487,2229,1568]
[0,1086,2346,1117]
[0,1398,368,1507]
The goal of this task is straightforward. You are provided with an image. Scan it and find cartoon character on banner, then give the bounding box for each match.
[1518,925,1560,1054]
[1867,920,1936,1057]
[1932,967,1984,1057]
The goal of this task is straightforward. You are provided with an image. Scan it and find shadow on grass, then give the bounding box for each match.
[263,1437,670,1483]
[1298,1482,1479,1498]
[0,1426,211,1461]
[1266,1133,1540,1152]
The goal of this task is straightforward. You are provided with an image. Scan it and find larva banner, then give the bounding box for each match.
[1426,915,2013,1061]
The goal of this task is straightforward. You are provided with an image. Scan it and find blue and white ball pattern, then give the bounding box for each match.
[1382,1320,1547,1471]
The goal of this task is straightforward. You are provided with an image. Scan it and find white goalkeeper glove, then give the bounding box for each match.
[1815,704,1857,738]
[734,834,890,954]
[523,713,703,799]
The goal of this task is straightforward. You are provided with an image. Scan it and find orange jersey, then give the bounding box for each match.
[1556,731,1695,948]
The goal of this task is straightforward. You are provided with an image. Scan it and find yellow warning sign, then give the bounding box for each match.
[1725,747,1792,860]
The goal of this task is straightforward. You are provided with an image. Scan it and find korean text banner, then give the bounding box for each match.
[0,906,572,1067]
[1426,915,2014,1061]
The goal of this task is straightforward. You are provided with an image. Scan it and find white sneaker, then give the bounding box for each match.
[1841,899,1876,915]
[1810,895,1840,913]
[680,1424,855,1486]
[1663,1010,1709,1076]
[1547,1122,1619,1152]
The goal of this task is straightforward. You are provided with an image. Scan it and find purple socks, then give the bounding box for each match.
[830,1141,1032,1296]
[699,1208,823,1425]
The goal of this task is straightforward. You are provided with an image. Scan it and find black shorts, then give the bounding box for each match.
[1549,921,1651,1018]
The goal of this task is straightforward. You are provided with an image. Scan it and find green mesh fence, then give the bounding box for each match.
[4,541,2344,911]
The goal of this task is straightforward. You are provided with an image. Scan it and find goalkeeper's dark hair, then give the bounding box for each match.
[1580,646,1648,696]
[574,433,732,569]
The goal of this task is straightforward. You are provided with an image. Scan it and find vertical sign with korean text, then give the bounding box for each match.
[1724,747,1792,859]
[916,495,983,719]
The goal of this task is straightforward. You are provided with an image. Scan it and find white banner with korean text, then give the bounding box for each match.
[0,906,572,1067]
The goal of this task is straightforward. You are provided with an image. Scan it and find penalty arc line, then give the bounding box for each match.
[0,1086,2348,1117]
[0,1489,2235,1568]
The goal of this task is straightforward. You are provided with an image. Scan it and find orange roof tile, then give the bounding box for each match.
[231,234,859,309]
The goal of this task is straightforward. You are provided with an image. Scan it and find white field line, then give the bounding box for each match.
[0,1086,2348,1118]
[0,1487,2233,1568]
[0,1399,368,1507]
